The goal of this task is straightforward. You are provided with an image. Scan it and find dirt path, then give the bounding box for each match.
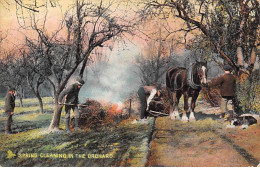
[145,102,260,167]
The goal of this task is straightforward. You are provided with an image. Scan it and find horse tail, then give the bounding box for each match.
[166,68,174,91]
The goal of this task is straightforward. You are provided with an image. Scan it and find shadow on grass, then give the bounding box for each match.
[191,112,221,121]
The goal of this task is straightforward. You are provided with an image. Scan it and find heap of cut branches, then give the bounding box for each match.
[202,87,222,107]
[78,99,106,128]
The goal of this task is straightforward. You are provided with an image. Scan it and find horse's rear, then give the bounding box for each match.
[166,67,186,92]
[166,67,187,120]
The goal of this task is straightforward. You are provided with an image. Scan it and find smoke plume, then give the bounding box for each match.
[79,42,141,104]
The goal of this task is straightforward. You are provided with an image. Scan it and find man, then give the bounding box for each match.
[4,87,16,135]
[207,65,236,118]
[137,84,161,120]
[59,78,84,133]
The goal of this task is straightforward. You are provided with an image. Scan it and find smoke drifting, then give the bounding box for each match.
[79,42,141,103]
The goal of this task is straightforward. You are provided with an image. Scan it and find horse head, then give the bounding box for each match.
[195,62,207,86]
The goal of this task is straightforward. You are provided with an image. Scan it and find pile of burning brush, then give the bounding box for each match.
[78,99,106,128]
[77,99,129,128]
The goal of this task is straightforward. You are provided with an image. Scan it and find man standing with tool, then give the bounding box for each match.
[59,78,84,133]
[4,87,16,135]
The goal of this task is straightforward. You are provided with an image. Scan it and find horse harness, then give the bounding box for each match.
[173,64,202,91]
[173,69,186,91]
[186,64,201,90]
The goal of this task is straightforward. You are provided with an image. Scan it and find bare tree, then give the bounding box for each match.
[21,42,49,114]
[1,0,57,12]
[23,0,134,131]
[0,51,28,106]
[135,31,175,85]
[140,0,259,79]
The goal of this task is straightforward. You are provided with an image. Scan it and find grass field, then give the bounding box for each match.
[0,97,154,167]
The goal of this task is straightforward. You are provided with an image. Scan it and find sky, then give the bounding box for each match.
[0,0,75,50]
[0,0,184,51]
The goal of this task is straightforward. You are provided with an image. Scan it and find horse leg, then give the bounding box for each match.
[170,92,178,120]
[190,92,199,121]
[182,92,189,122]
[167,89,174,119]
[173,92,182,120]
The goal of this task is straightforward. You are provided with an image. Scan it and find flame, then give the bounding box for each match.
[108,102,123,115]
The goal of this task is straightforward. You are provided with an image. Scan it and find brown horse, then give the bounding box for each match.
[166,62,207,121]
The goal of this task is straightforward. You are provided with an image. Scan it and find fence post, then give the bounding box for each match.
[129,99,132,118]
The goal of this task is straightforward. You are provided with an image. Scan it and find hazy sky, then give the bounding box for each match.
[0,0,185,51]
[0,0,140,49]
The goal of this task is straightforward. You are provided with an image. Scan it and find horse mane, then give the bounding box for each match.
[186,63,202,90]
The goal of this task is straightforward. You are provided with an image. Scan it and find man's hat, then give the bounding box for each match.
[9,87,16,91]
[75,77,85,86]
[223,65,232,71]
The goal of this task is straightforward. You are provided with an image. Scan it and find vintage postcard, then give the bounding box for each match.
[0,0,259,167]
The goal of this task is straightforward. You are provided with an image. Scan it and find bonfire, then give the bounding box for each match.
[77,98,128,128]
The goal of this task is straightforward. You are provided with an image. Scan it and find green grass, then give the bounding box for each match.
[0,96,152,167]
[0,120,151,167]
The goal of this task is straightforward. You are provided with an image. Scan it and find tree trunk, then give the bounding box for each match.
[35,85,44,114]
[36,94,44,114]
[248,47,257,73]
[237,47,244,68]
[19,97,23,107]
[27,80,44,114]
[49,95,63,131]
[233,92,243,115]
[18,87,24,107]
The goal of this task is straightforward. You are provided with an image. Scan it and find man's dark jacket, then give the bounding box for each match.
[208,73,236,97]
[59,84,81,104]
[4,92,16,113]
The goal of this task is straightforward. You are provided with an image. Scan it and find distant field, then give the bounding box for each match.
[0,97,55,134]
[0,97,54,115]
[0,97,53,107]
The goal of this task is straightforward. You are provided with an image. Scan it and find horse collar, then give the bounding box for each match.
[187,64,201,90]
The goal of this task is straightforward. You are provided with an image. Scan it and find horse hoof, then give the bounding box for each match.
[181,116,189,122]
[170,114,175,120]
[170,115,181,120]
[189,112,196,121]
[175,116,181,120]
[189,118,196,122]
[181,119,189,123]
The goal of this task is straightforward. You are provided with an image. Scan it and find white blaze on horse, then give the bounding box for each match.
[166,62,208,122]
